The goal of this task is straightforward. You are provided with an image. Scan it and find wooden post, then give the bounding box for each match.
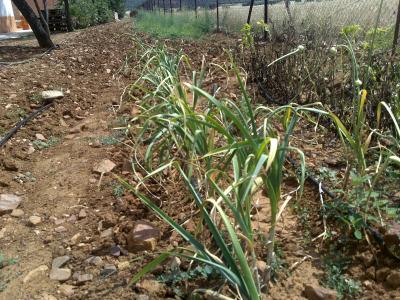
[392,0,400,55]
[179,0,182,10]
[169,0,172,14]
[247,0,254,24]
[195,0,197,18]
[163,0,166,15]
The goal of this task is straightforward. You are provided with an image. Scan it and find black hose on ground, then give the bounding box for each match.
[0,102,54,148]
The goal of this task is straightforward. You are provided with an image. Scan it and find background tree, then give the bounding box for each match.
[12,0,54,48]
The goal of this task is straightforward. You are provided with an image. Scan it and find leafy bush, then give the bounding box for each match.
[69,0,114,29]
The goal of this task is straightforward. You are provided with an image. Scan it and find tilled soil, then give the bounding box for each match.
[1,20,399,300]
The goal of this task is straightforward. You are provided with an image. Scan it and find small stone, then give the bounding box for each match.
[100,228,113,238]
[41,90,64,100]
[376,267,391,282]
[85,256,103,266]
[0,194,22,215]
[106,69,111,74]
[23,265,49,283]
[304,284,337,300]
[59,284,75,297]
[89,178,97,184]
[49,268,71,282]
[110,245,121,257]
[11,208,24,217]
[70,233,81,245]
[55,226,67,233]
[73,272,93,284]
[100,264,117,277]
[35,133,46,141]
[78,209,87,219]
[117,261,130,270]
[93,159,116,174]
[386,271,400,288]
[54,218,65,225]
[136,295,149,300]
[68,215,77,223]
[0,228,6,239]
[384,222,400,259]
[40,293,58,300]
[52,256,70,269]
[27,146,35,154]
[29,215,42,226]
[366,266,375,280]
[127,220,160,253]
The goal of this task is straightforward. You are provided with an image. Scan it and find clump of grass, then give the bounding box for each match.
[134,10,215,39]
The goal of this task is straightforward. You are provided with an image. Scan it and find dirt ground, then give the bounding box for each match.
[1,20,400,300]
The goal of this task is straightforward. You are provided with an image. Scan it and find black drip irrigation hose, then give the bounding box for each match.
[0,102,54,148]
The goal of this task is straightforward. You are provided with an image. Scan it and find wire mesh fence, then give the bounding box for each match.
[135,0,400,47]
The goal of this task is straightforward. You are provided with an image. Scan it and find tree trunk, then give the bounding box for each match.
[63,0,73,32]
[33,0,50,36]
[12,0,54,48]
[42,0,48,24]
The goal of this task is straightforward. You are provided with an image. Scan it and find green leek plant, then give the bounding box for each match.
[122,45,331,298]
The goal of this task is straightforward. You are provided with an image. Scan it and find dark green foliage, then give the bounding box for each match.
[69,0,114,28]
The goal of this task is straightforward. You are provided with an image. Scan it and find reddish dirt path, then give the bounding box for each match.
[0,21,136,299]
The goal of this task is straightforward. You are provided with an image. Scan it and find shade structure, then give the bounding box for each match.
[0,0,17,33]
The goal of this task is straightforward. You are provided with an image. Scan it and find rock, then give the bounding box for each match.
[359,252,374,267]
[384,222,400,259]
[27,146,35,154]
[23,265,49,283]
[256,260,268,275]
[127,220,160,253]
[117,261,130,270]
[29,215,42,226]
[138,279,166,296]
[2,159,18,171]
[0,228,6,239]
[366,266,375,280]
[70,233,81,245]
[136,295,149,300]
[386,271,400,288]
[0,194,22,215]
[52,256,70,269]
[73,272,93,284]
[93,159,116,174]
[376,267,391,282]
[41,90,64,101]
[59,284,75,297]
[55,226,67,233]
[100,264,117,277]
[100,228,113,238]
[49,268,71,282]
[68,215,77,223]
[40,293,58,300]
[35,133,46,141]
[78,209,87,219]
[11,208,24,217]
[85,256,103,266]
[54,218,65,225]
[304,284,337,300]
[110,245,121,257]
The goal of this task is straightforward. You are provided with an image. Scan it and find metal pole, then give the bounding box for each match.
[264,0,269,39]
[180,0,182,10]
[216,0,219,32]
[195,0,197,18]
[170,0,172,14]
[392,0,400,55]
[163,0,166,15]
[247,0,254,24]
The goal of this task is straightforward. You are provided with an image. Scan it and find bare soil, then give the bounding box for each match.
[1,20,399,300]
